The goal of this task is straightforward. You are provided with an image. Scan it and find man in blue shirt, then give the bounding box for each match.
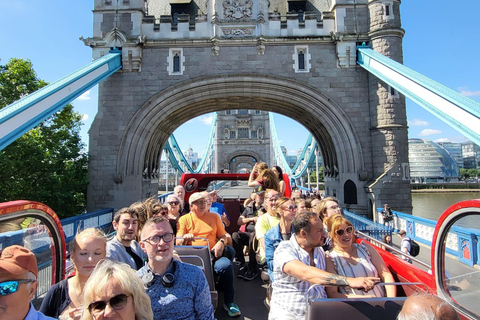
[137,216,214,320]
[209,190,230,228]
[0,245,55,320]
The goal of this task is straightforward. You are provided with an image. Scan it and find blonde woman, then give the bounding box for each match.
[81,260,153,320]
[40,228,107,319]
[325,215,396,298]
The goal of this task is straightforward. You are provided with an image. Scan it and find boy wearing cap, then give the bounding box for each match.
[0,245,55,320]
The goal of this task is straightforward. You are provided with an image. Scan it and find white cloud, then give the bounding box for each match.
[458,87,480,97]
[434,138,449,143]
[82,114,89,121]
[408,119,429,126]
[418,129,442,136]
[199,115,213,125]
[77,90,91,100]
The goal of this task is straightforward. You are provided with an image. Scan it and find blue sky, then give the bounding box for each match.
[1,1,479,156]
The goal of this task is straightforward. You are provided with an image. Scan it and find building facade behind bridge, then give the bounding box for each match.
[85,0,412,216]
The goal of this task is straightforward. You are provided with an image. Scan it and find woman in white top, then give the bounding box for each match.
[325,214,396,298]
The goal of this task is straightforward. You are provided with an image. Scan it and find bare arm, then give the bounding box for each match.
[283,259,380,290]
[365,243,397,297]
[324,256,349,298]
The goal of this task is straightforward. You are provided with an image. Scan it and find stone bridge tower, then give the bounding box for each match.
[214,110,272,173]
[85,0,412,216]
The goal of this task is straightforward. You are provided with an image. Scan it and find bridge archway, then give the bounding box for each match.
[225,150,262,173]
[92,74,367,210]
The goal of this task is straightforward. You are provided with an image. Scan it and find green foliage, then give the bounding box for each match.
[460,168,480,180]
[0,58,88,218]
[308,167,324,183]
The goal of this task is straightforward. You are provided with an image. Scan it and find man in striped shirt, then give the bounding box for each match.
[269,211,380,320]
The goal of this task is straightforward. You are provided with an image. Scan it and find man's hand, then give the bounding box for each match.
[183,233,195,242]
[347,277,381,292]
[212,241,225,259]
[221,213,229,224]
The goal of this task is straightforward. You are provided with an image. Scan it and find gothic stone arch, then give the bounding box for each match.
[88,74,368,211]
[226,150,262,173]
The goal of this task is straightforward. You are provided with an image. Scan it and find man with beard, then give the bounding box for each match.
[137,216,214,320]
[269,211,380,320]
[106,207,147,270]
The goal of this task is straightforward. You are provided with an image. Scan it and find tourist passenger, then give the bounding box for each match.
[325,214,396,298]
[40,228,107,319]
[294,198,306,215]
[233,187,265,280]
[176,192,241,317]
[174,185,188,214]
[255,189,280,264]
[399,230,413,264]
[203,191,233,246]
[0,245,55,320]
[317,197,342,251]
[165,194,183,235]
[272,166,286,196]
[290,189,302,201]
[248,162,269,187]
[397,292,460,320]
[269,212,380,320]
[106,207,147,270]
[265,197,296,281]
[137,216,214,320]
[81,259,153,320]
[209,190,230,228]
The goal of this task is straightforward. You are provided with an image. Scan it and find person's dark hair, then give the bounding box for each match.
[292,211,321,235]
[273,165,284,181]
[113,207,138,223]
[304,197,317,209]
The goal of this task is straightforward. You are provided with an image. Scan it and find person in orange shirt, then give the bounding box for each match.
[176,192,240,317]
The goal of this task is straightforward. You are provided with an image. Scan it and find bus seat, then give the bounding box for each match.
[306,297,406,320]
[174,245,218,310]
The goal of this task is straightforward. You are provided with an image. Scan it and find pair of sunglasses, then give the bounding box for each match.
[284,205,297,211]
[0,279,35,296]
[88,293,130,315]
[335,226,354,236]
[168,201,179,205]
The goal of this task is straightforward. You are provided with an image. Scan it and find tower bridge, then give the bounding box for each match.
[3,0,480,217]
[83,0,409,214]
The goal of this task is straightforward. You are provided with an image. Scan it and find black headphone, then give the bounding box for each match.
[142,260,176,288]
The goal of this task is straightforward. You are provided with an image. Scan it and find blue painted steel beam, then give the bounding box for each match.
[357,45,480,145]
[0,50,122,151]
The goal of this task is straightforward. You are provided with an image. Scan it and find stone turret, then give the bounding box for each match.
[366,0,412,214]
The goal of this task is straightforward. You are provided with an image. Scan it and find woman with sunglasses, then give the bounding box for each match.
[264,197,297,281]
[81,259,153,320]
[40,228,107,320]
[324,214,396,298]
[165,194,183,235]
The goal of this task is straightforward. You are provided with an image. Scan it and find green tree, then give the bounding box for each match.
[308,167,324,183]
[0,58,88,218]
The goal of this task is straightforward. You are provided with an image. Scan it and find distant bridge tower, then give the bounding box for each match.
[214,110,272,173]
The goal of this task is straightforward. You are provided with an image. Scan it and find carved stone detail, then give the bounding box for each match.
[223,0,253,20]
[222,27,255,37]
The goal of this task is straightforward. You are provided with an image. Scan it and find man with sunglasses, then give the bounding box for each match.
[138,216,214,320]
[0,245,55,320]
[269,211,380,320]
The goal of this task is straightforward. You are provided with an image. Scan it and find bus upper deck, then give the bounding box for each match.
[1,177,480,319]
